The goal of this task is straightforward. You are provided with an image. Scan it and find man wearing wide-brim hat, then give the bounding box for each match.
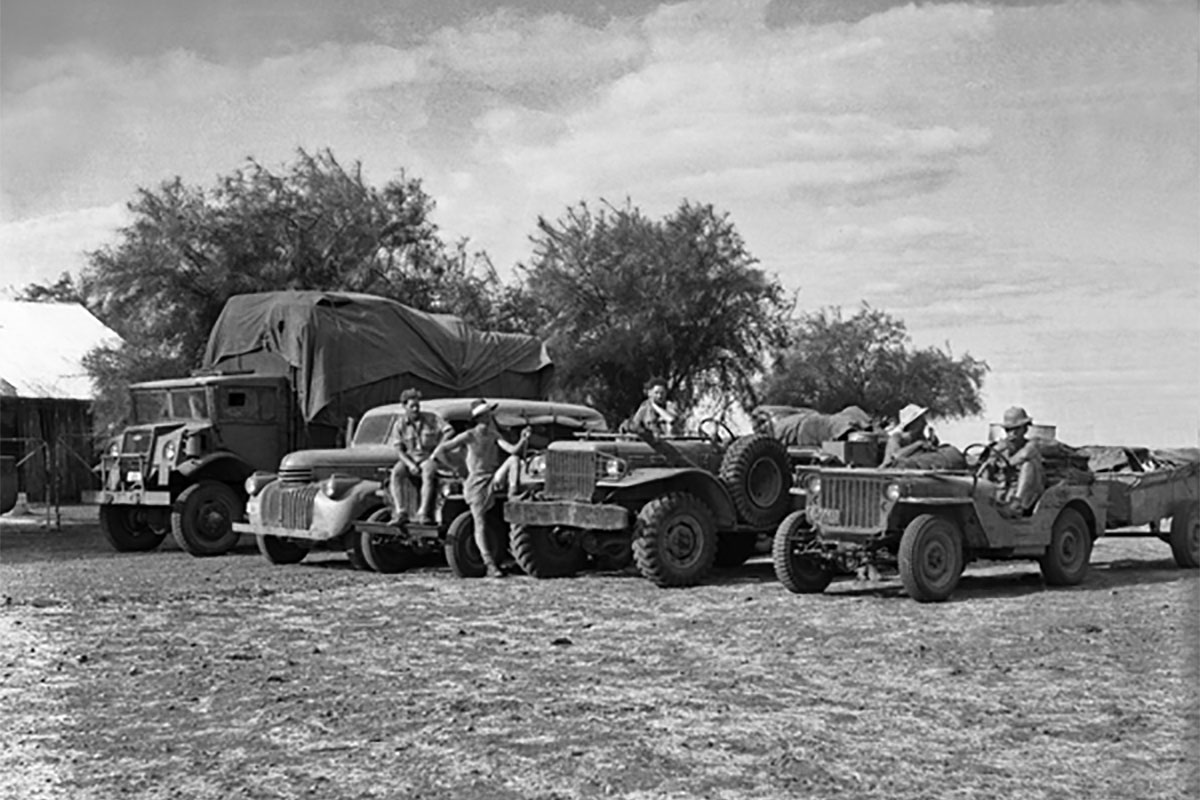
[881,403,937,466]
[432,399,530,578]
[983,405,1046,518]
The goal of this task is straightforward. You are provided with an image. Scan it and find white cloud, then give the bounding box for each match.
[0,204,130,292]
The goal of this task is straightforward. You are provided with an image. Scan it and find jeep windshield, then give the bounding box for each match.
[131,388,210,423]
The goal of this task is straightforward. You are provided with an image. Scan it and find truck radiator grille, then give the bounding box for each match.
[260,484,319,530]
[822,476,890,530]
[544,451,597,501]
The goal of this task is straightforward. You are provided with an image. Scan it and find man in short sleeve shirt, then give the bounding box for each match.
[388,388,453,524]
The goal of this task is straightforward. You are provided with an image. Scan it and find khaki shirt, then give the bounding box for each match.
[390,411,452,460]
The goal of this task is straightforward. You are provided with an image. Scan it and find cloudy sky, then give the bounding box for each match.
[1,0,1197,446]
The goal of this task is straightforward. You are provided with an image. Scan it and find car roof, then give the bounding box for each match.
[362,397,609,430]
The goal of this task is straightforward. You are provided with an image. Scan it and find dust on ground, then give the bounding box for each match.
[1,507,1197,800]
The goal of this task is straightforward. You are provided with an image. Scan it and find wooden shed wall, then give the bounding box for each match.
[0,397,97,503]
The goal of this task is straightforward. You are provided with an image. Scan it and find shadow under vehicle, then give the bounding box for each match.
[774,441,1110,602]
[503,421,794,587]
[236,398,607,577]
[83,291,552,557]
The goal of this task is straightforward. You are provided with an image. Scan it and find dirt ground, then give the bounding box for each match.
[1,506,1197,800]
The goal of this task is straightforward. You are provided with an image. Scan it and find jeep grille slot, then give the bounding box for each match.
[823,476,889,530]
[260,484,319,530]
[544,450,596,501]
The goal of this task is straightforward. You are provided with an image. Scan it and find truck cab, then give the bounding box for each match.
[84,374,309,555]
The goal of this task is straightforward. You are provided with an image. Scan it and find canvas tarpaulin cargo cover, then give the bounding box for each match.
[202,292,553,427]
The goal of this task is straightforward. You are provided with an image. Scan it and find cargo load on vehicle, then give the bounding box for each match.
[85,291,553,558]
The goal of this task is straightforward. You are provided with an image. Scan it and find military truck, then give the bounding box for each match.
[84,291,552,556]
[503,422,794,586]
[773,441,1109,602]
[238,397,607,576]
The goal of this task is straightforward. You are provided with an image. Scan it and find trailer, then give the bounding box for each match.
[1088,447,1199,568]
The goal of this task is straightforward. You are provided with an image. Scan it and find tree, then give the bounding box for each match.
[19,148,511,429]
[759,304,988,422]
[515,199,793,425]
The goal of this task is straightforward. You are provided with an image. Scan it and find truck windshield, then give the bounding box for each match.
[131,389,210,422]
[353,413,399,445]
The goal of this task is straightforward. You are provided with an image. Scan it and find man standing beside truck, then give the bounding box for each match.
[387,388,453,525]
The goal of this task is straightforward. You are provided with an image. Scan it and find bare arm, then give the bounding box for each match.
[432,428,474,465]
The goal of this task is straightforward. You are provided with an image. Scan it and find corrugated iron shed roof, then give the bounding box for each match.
[0,300,122,400]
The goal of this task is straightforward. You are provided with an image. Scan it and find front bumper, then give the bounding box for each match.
[504,499,629,530]
[82,489,171,506]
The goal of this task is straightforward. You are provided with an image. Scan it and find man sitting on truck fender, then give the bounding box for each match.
[983,406,1046,518]
[388,388,454,525]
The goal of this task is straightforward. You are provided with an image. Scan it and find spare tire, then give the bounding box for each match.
[719,434,791,528]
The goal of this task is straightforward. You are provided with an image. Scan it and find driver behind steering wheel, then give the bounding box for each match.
[627,377,684,438]
[983,406,1045,518]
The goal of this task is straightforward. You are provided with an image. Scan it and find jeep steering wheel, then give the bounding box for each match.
[965,442,1011,478]
[698,417,736,445]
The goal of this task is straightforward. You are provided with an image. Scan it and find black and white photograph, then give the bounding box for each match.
[1,1,1197,798]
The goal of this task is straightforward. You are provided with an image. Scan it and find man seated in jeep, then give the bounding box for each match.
[626,376,683,438]
[388,388,454,524]
[982,405,1045,518]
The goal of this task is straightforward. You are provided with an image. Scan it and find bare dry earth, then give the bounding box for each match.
[1,507,1197,800]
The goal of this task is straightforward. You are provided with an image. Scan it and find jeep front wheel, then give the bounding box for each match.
[510,525,586,578]
[172,481,243,556]
[99,506,167,552]
[898,513,964,602]
[1040,507,1093,585]
[633,492,718,587]
[772,510,832,594]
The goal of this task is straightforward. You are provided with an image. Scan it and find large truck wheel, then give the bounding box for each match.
[719,435,791,528]
[510,524,586,578]
[256,533,309,565]
[1039,507,1093,586]
[633,492,718,587]
[99,506,167,552]
[1168,503,1198,569]
[899,513,964,602]
[360,508,417,574]
[171,480,243,557]
[772,510,832,594]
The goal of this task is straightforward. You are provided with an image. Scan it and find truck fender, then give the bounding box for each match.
[610,467,738,529]
[177,453,255,487]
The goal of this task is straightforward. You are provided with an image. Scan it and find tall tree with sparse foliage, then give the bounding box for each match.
[516,199,793,425]
[18,148,511,429]
[760,304,988,423]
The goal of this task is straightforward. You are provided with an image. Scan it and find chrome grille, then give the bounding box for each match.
[821,475,890,531]
[544,450,597,501]
[261,483,320,529]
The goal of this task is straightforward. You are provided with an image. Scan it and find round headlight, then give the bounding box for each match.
[885,483,901,502]
[602,457,627,479]
[162,441,177,461]
[527,454,547,478]
[805,474,821,496]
